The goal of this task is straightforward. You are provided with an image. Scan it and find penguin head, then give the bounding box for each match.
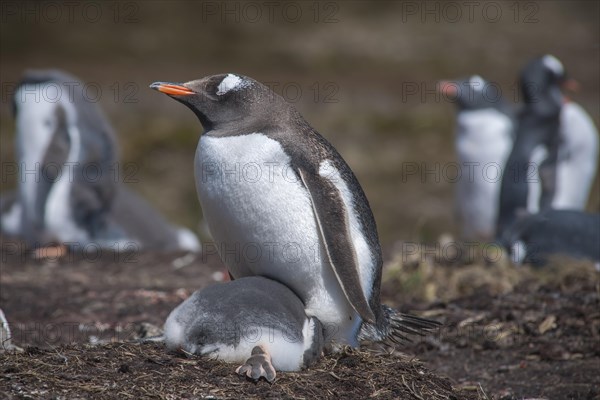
[13,69,115,141]
[13,70,77,139]
[13,70,69,117]
[519,55,568,108]
[151,73,286,131]
[439,75,503,111]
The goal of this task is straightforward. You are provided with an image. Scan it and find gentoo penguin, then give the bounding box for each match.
[512,55,599,211]
[1,70,199,252]
[439,75,514,241]
[495,56,600,266]
[497,56,564,236]
[165,276,324,382]
[151,74,438,348]
[500,209,600,266]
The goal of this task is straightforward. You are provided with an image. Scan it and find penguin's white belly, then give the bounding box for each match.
[165,312,310,372]
[16,90,57,221]
[45,177,89,243]
[455,110,513,240]
[197,328,305,371]
[553,102,599,210]
[526,145,548,214]
[44,121,88,244]
[195,133,358,344]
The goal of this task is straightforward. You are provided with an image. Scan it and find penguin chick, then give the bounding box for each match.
[164,276,325,382]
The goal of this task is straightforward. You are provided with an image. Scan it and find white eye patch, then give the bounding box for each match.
[217,74,248,95]
[469,75,486,91]
[542,55,564,76]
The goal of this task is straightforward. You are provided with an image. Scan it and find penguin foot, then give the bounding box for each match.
[33,244,68,260]
[235,345,276,383]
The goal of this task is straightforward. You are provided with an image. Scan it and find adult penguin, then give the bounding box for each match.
[152,73,438,348]
[439,75,514,241]
[1,70,199,252]
[497,55,564,236]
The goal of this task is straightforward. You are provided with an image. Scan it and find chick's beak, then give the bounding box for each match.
[150,82,195,96]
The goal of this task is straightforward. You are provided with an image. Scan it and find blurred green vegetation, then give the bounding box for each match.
[1,1,598,251]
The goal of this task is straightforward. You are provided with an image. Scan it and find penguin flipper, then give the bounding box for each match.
[297,168,376,324]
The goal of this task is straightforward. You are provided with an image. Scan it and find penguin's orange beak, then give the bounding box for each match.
[438,80,457,96]
[562,78,580,93]
[150,82,195,96]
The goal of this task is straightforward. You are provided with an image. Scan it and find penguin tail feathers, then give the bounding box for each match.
[358,305,441,344]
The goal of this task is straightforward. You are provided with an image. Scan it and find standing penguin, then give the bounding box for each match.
[439,75,514,241]
[1,70,199,252]
[512,55,599,212]
[152,74,438,348]
[165,276,324,382]
[10,69,118,248]
[496,56,565,236]
[496,57,600,265]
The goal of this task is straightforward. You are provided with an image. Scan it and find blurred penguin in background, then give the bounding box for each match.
[497,55,565,235]
[496,56,600,266]
[497,55,599,236]
[439,75,514,241]
[0,70,200,253]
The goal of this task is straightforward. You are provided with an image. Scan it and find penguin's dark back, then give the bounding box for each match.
[268,111,385,318]
[187,277,308,346]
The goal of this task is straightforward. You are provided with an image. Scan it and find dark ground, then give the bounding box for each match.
[1,240,598,399]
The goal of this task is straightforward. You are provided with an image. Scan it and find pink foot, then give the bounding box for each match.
[235,345,276,383]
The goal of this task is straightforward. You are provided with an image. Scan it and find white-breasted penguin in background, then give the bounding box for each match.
[496,56,565,236]
[496,57,600,266]
[497,56,599,224]
[439,75,514,241]
[151,74,439,349]
[165,276,324,382]
[0,70,200,252]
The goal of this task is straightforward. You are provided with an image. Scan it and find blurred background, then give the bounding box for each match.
[1,0,598,254]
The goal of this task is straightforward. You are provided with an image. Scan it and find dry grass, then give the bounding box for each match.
[2,344,478,400]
